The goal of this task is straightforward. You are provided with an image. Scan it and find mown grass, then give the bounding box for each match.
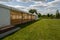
[2,19,60,40]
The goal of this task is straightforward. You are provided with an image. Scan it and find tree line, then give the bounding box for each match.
[29,9,60,19]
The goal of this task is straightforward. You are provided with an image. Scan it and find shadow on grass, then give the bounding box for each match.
[0,20,39,40]
[15,20,39,29]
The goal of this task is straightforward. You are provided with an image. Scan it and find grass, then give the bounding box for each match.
[1,19,60,40]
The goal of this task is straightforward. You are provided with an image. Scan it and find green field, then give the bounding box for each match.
[2,19,60,40]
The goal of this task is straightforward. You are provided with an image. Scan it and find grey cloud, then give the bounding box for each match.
[16,0,31,2]
[0,0,12,2]
[16,0,46,2]
[21,0,31,2]
[47,0,60,7]
[33,0,46,2]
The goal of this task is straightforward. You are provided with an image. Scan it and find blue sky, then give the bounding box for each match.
[0,0,60,15]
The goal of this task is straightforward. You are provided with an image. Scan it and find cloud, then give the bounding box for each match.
[10,0,60,14]
[28,0,60,14]
[0,0,60,14]
[8,5,29,11]
[16,0,47,2]
[28,1,48,11]
[47,0,60,7]
[46,0,60,12]
[33,2,48,7]
[0,0,12,2]
[33,0,47,2]
[6,4,26,9]
[16,0,31,2]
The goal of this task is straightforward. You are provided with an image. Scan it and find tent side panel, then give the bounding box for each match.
[0,7,10,28]
[10,10,22,25]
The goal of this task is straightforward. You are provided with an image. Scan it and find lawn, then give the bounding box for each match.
[2,19,60,40]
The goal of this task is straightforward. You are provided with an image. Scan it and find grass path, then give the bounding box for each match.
[2,19,60,40]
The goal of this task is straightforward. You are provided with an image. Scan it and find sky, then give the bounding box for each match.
[0,0,60,15]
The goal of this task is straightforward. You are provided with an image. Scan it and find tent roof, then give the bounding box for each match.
[0,4,36,16]
[0,4,28,13]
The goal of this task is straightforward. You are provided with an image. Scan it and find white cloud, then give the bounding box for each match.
[1,0,60,14]
[0,0,12,2]
[34,2,47,7]
[7,5,26,9]
[45,0,60,13]
[11,0,60,14]
[16,0,47,2]
[16,0,31,2]
[0,1,5,3]
[9,5,29,11]
[33,0,47,2]
[47,0,60,7]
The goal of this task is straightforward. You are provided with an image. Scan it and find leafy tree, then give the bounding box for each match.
[50,14,54,19]
[29,9,37,14]
[47,13,50,17]
[38,13,41,17]
[29,9,38,20]
[50,14,53,16]
[56,10,60,18]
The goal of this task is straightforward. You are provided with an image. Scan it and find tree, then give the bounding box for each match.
[29,9,38,20]
[50,14,54,19]
[29,9,37,14]
[56,10,60,18]
[38,13,41,18]
[47,13,50,17]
